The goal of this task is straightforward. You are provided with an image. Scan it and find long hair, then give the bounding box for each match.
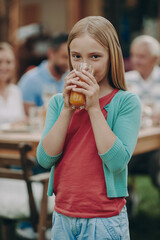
[0,42,16,84]
[67,16,126,90]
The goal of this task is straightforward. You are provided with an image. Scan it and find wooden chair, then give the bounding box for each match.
[0,141,55,240]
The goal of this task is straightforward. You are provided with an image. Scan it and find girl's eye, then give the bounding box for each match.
[72,54,81,59]
[91,55,100,59]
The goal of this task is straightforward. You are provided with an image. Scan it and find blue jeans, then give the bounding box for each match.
[51,205,130,240]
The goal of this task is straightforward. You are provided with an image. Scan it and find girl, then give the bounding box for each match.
[0,42,25,125]
[37,16,141,239]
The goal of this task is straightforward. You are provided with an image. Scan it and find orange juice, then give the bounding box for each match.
[70,87,85,108]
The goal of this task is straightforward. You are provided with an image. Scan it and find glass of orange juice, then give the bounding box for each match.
[70,63,94,109]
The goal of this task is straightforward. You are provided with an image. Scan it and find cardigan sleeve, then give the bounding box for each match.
[36,94,63,169]
[99,92,141,174]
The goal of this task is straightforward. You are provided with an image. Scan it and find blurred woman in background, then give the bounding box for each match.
[0,42,25,125]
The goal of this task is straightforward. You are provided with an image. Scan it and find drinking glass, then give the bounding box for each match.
[69,63,94,109]
[42,84,57,108]
[42,84,57,124]
[28,106,43,131]
[141,96,155,128]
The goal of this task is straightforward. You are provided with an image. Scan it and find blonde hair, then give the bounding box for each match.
[67,16,126,90]
[0,42,16,83]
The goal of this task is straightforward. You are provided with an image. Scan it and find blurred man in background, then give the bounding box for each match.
[125,35,160,216]
[16,33,69,239]
[125,35,160,125]
[18,33,69,116]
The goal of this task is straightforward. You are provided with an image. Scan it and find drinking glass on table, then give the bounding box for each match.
[42,84,57,108]
[42,84,57,125]
[141,96,155,128]
[28,106,43,131]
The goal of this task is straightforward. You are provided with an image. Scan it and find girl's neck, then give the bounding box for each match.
[99,79,114,98]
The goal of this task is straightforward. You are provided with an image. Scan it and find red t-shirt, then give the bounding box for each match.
[53,89,126,218]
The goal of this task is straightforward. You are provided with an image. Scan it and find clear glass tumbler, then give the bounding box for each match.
[69,63,94,109]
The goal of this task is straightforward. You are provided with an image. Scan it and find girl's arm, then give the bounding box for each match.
[87,92,141,175]
[89,93,141,156]
[42,107,73,156]
[37,70,78,168]
[37,96,73,168]
[42,70,78,156]
[88,107,116,154]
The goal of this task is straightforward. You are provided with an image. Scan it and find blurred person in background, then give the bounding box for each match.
[18,33,69,116]
[16,33,69,240]
[125,35,160,216]
[0,42,25,125]
[17,32,52,78]
[125,35,160,125]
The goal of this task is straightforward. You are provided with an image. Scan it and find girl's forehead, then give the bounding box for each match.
[71,33,94,42]
[70,34,103,48]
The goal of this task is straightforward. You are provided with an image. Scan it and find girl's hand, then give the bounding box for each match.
[63,70,79,110]
[71,70,100,111]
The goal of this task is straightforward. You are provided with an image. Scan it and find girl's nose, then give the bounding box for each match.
[81,60,89,64]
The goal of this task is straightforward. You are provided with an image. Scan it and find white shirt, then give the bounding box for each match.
[0,84,25,125]
[125,66,160,112]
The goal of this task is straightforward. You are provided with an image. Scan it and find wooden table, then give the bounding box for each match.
[0,130,42,156]
[0,126,160,156]
[134,126,160,155]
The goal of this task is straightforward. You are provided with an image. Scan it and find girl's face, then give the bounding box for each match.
[0,48,15,84]
[70,34,110,85]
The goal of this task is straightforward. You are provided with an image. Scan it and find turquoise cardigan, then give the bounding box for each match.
[37,90,141,197]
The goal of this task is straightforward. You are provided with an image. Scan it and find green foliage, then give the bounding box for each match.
[129,176,160,240]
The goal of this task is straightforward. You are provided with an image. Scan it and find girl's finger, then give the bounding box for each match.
[66,85,77,91]
[82,70,97,84]
[71,79,91,90]
[72,87,95,98]
[65,77,80,86]
[65,70,77,81]
[75,70,96,85]
[71,80,99,96]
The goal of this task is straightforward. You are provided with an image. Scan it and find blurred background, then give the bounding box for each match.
[0,0,160,239]
[1,0,160,77]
